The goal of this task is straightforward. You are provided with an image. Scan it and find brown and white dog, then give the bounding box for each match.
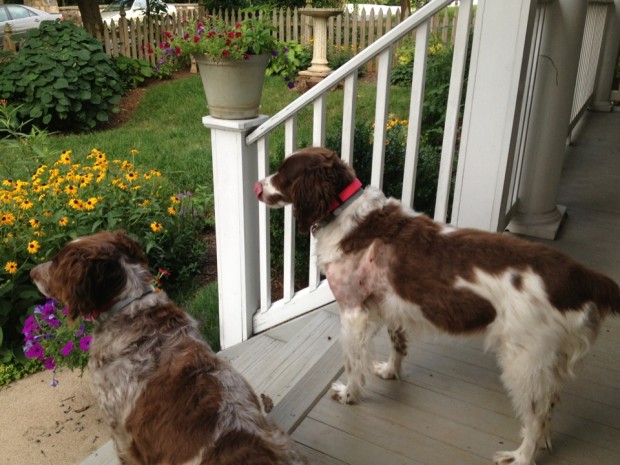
[30,231,306,465]
[254,147,620,465]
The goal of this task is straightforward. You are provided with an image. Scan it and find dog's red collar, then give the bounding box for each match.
[328,178,363,213]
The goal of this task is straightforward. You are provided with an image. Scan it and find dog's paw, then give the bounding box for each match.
[538,434,552,451]
[373,361,399,380]
[330,382,358,404]
[493,450,535,465]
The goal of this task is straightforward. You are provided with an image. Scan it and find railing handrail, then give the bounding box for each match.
[245,0,454,145]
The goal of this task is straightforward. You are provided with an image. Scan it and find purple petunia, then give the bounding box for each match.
[60,341,74,357]
[22,315,40,339]
[25,343,45,360]
[43,357,56,371]
[75,324,86,338]
[79,336,92,352]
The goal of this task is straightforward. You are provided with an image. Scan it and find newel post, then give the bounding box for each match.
[203,115,268,350]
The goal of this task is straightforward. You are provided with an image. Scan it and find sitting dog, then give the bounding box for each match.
[254,146,620,465]
[30,231,306,465]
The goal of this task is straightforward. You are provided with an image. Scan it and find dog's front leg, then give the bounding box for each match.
[331,306,374,404]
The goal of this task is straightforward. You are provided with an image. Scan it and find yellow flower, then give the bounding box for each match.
[130,149,139,156]
[140,200,151,208]
[167,206,176,216]
[170,196,180,204]
[68,198,84,211]
[20,199,34,210]
[28,219,40,228]
[83,197,99,211]
[56,150,72,165]
[125,171,138,182]
[27,240,40,254]
[1,212,15,225]
[64,185,78,196]
[96,173,106,183]
[58,217,69,227]
[150,222,163,233]
[43,210,53,218]
[2,179,13,187]
[4,261,17,274]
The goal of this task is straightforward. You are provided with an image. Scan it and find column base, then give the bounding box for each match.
[296,70,333,91]
[505,205,566,240]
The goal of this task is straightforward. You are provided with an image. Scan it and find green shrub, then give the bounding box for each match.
[0,148,207,365]
[267,41,312,87]
[326,118,441,216]
[0,21,124,132]
[113,56,155,89]
[0,359,42,387]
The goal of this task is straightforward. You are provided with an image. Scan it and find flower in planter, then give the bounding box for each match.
[22,299,94,383]
[164,15,278,61]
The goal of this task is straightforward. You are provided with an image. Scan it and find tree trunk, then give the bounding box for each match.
[400,0,410,21]
[77,0,104,38]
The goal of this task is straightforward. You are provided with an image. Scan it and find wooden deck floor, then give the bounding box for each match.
[82,110,620,465]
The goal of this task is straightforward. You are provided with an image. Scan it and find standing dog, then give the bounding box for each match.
[30,231,306,465]
[254,147,620,465]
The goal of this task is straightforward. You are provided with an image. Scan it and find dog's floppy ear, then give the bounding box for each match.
[48,232,139,320]
[291,168,337,232]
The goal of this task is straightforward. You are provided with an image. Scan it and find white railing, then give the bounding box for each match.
[247,0,474,333]
[570,0,611,129]
[205,0,619,348]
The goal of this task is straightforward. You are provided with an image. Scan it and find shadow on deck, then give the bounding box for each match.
[82,110,620,465]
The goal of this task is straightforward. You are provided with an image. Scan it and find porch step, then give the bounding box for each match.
[79,305,342,465]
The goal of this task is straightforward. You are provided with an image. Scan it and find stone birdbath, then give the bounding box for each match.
[298,7,343,85]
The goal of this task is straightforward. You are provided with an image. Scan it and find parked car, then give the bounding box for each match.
[101,0,176,26]
[0,4,62,39]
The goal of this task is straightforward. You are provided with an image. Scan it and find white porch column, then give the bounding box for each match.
[451,0,538,231]
[203,115,268,349]
[506,0,588,239]
[592,0,620,111]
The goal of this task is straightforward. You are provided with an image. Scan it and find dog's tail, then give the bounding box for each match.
[581,267,620,317]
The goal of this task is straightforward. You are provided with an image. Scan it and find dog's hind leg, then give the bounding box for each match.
[493,346,562,465]
[331,306,376,404]
[374,325,407,380]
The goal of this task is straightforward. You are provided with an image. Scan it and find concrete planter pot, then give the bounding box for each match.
[193,53,270,120]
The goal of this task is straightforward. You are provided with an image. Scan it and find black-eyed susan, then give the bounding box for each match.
[28,218,40,228]
[20,199,34,210]
[4,261,17,274]
[170,195,181,204]
[130,149,139,156]
[56,150,72,165]
[1,212,15,225]
[2,179,13,187]
[150,222,164,233]
[125,171,138,182]
[83,197,99,211]
[58,217,69,227]
[167,206,177,216]
[68,198,84,211]
[64,184,78,196]
[27,240,41,254]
